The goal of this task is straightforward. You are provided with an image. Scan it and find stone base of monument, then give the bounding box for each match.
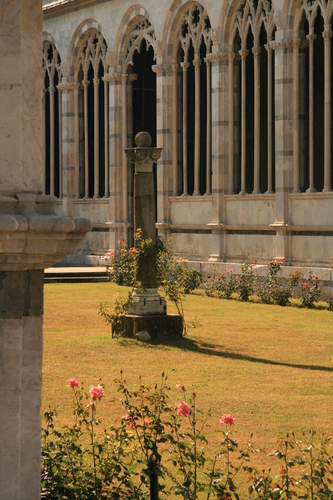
[112,314,183,339]
[126,288,167,315]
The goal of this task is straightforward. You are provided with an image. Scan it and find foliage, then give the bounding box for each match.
[301,273,321,309]
[157,239,202,334]
[107,236,135,286]
[205,269,237,299]
[99,291,132,337]
[42,376,333,499]
[103,235,202,336]
[256,260,300,307]
[236,260,256,302]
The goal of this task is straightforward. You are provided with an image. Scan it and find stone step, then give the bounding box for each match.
[44,267,109,283]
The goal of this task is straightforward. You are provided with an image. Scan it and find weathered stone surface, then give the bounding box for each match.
[113,314,183,339]
[135,330,151,341]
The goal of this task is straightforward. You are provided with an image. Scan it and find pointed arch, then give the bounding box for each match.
[220,0,276,194]
[113,6,157,73]
[42,39,62,198]
[291,0,333,192]
[72,27,108,199]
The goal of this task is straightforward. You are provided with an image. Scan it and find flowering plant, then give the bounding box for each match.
[301,272,321,308]
[42,375,333,499]
[256,259,300,306]
[107,236,135,286]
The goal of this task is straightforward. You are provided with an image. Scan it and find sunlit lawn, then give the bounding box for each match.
[43,282,333,466]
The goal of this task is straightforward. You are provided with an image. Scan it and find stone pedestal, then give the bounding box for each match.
[0,2,91,498]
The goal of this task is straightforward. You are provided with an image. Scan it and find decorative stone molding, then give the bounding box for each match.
[0,194,91,271]
[57,81,80,91]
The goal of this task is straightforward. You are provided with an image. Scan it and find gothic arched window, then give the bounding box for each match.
[43,41,62,198]
[293,0,332,192]
[176,3,213,196]
[76,30,108,199]
[232,0,275,194]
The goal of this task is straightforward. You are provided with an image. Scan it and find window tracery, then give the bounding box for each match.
[293,0,333,192]
[76,30,108,199]
[175,3,213,196]
[123,19,156,71]
[43,41,62,198]
[232,0,275,194]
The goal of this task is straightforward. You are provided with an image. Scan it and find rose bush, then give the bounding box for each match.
[42,375,333,499]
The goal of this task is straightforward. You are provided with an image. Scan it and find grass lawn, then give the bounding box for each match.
[43,282,333,466]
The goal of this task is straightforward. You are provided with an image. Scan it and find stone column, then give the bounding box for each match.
[239,48,248,195]
[49,84,55,196]
[42,89,46,195]
[59,80,80,213]
[205,57,212,195]
[94,76,100,198]
[323,26,332,192]
[121,74,129,228]
[270,30,294,259]
[292,38,300,193]
[266,43,274,194]
[57,84,63,199]
[208,52,228,261]
[306,31,316,193]
[193,54,201,196]
[153,63,173,242]
[83,79,89,198]
[105,72,123,249]
[180,62,190,196]
[253,46,261,194]
[103,76,109,198]
[0,3,91,499]
[228,53,235,194]
[171,63,178,196]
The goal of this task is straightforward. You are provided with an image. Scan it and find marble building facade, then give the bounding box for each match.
[43,0,333,295]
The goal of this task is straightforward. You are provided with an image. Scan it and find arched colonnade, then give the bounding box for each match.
[42,0,333,265]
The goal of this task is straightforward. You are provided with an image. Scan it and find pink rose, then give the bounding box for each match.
[282,257,285,262]
[220,414,235,425]
[123,413,136,429]
[314,276,318,281]
[89,385,104,399]
[129,247,135,255]
[67,378,79,388]
[175,401,191,418]
[304,283,309,288]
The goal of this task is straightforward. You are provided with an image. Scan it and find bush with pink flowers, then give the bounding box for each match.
[301,273,321,308]
[42,375,333,499]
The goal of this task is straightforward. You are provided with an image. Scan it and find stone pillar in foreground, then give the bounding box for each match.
[0,2,91,499]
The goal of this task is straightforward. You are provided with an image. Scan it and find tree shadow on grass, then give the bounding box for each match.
[146,334,333,373]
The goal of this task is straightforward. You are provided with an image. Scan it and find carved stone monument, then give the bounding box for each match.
[0,2,91,498]
[120,131,183,338]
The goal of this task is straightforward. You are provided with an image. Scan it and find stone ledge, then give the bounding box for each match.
[0,194,91,270]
